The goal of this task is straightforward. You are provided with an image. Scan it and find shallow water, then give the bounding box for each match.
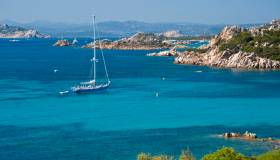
[0,38,280,159]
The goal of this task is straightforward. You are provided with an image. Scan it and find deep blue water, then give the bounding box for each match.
[0,38,280,160]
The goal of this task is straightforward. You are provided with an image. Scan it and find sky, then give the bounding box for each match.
[1,0,280,24]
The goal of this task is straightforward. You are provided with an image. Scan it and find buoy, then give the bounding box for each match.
[155,92,159,97]
[54,69,59,73]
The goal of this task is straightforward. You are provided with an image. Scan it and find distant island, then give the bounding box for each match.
[82,30,209,50]
[83,32,173,50]
[0,24,50,38]
[0,20,225,38]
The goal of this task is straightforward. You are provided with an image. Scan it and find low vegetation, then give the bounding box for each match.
[136,147,280,160]
[185,48,208,53]
[202,147,251,160]
[169,36,213,41]
[219,30,280,60]
[137,153,174,160]
[257,149,280,160]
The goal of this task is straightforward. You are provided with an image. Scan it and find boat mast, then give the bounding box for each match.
[93,15,96,83]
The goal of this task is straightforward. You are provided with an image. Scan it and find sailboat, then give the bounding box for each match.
[72,16,111,93]
[72,38,78,45]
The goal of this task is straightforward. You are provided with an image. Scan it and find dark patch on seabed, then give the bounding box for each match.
[0,124,279,160]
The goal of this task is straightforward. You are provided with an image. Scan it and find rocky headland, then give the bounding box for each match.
[83,32,172,50]
[175,19,280,69]
[0,24,50,38]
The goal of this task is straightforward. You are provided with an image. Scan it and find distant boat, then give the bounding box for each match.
[9,39,20,42]
[53,69,59,73]
[71,16,111,93]
[72,38,78,45]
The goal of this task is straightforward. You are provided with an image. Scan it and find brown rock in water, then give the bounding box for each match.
[223,132,241,138]
[53,40,71,47]
[243,131,257,139]
[222,131,257,140]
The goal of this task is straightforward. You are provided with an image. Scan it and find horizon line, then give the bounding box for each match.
[0,18,272,26]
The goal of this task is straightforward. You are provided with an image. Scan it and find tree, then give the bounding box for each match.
[202,147,251,160]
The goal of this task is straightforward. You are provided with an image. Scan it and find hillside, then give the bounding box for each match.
[175,19,280,69]
[0,20,228,38]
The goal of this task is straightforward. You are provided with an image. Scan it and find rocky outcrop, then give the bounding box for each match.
[220,131,280,145]
[147,50,177,57]
[83,32,172,50]
[175,19,280,70]
[175,47,280,69]
[0,24,50,38]
[53,40,71,47]
[223,131,257,139]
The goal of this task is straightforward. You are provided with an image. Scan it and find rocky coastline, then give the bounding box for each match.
[174,19,280,69]
[0,24,50,38]
[219,131,280,146]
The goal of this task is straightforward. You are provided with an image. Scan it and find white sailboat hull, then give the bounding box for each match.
[72,83,110,93]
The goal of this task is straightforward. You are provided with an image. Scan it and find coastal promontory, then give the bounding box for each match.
[0,24,50,38]
[83,32,172,50]
[175,19,280,69]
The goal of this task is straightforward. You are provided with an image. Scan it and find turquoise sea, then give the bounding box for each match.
[0,38,280,160]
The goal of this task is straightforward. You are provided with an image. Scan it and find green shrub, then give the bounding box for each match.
[137,153,153,160]
[185,48,208,53]
[218,30,280,60]
[179,149,195,160]
[137,153,174,160]
[257,149,280,160]
[202,147,251,160]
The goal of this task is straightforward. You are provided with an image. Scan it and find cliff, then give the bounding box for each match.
[83,32,172,50]
[175,19,280,69]
[0,24,50,38]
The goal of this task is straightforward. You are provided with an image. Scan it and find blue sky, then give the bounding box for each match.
[1,0,280,24]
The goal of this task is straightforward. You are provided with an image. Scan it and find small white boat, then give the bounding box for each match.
[72,38,78,45]
[9,39,20,42]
